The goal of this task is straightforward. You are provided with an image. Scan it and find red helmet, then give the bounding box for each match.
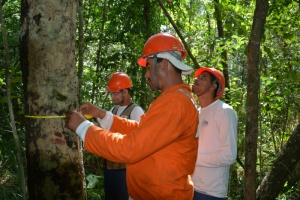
[194,68,225,99]
[138,33,186,66]
[106,72,133,92]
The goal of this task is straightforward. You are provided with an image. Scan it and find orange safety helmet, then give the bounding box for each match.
[194,68,225,99]
[137,33,186,66]
[106,72,133,92]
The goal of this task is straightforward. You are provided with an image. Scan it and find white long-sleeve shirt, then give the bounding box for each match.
[192,99,238,198]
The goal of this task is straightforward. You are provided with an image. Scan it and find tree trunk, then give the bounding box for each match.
[256,123,300,199]
[245,0,269,199]
[19,0,85,199]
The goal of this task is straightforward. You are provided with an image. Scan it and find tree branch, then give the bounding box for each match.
[156,0,200,69]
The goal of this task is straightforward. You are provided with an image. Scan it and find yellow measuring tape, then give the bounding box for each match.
[24,114,93,119]
[25,115,66,119]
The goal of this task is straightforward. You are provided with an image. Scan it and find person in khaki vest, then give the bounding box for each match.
[65,33,199,199]
[101,72,144,200]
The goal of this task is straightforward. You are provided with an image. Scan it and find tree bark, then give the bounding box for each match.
[19,0,85,199]
[245,0,269,199]
[256,123,300,199]
[77,0,84,105]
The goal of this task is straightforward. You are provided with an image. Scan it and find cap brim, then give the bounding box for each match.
[156,52,193,75]
[138,52,193,75]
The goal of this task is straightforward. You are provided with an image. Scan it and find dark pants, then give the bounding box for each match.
[104,168,128,200]
[194,191,225,200]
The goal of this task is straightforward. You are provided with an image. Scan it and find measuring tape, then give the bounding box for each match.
[24,114,93,119]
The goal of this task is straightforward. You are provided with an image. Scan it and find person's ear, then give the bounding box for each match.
[211,82,218,90]
[160,59,169,71]
[124,89,129,95]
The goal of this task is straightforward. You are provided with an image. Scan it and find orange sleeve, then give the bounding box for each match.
[109,115,140,134]
[84,89,197,164]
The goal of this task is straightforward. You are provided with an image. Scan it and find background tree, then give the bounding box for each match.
[244,0,269,199]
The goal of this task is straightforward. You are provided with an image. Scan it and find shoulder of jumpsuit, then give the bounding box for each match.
[155,84,196,110]
[161,83,192,96]
[155,84,198,114]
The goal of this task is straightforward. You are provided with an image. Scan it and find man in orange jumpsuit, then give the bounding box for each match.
[65,33,199,199]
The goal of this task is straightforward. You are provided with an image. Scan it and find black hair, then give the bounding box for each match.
[157,58,163,63]
[209,73,219,98]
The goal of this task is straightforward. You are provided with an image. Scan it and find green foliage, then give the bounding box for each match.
[1,0,26,199]
[86,174,105,199]
[0,167,23,200]
[279,180,300,199]
[83,152,105,199]
[0,128,24,200]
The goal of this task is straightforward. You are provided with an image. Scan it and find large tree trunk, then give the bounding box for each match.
[256,123,300,199]
[245,0,269,199]
[19,0,85,199]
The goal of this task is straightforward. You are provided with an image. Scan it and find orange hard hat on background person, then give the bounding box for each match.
[137,33,193,75]
[194,68,225,99]
[106,72,133,92]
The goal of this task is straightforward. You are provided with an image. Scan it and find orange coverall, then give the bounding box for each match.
[84,84,199,199]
